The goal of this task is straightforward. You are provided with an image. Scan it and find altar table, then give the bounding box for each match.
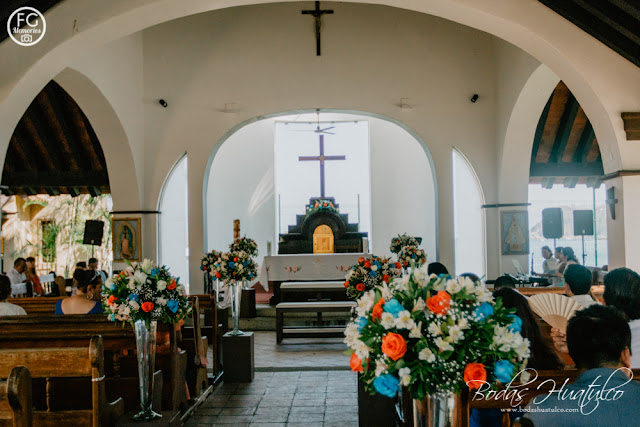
[258,253,366,291]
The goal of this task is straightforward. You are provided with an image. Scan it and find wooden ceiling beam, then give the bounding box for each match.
[8,127,37,172]
[549,94,579,163]
[563,176,579,188]
[622,112,640,140]
[530,97,553,166]
[68,100,103,171]
[573,121,595,163]
[2,170,109,188]
[26,100,64,170]
[530,161,604,177]
[541,177,556,189]
[68,187,80,197]
[40,84,83,171]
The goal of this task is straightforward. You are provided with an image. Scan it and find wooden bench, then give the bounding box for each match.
[9,296,64,316]
[0,315,188,413]
[0,336,125,426]
[275,301,355,343]
[280,281,347,302]
[0,366,31,427]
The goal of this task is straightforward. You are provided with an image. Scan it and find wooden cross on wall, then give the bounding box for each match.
[299,134,345,198]
[301,1,334,56]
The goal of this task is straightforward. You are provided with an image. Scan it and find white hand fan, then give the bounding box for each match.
[528,293,583,333]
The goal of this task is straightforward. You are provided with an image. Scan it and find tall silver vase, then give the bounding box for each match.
[229,280,244,335]
[413,392,458,427]
[133,320,162,421]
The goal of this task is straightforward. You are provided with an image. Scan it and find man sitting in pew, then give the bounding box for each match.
[55,269,103,315]
[527,305,640,426]
[0,275,26,316]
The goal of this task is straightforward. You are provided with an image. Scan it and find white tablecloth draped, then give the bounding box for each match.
[258,253,365,290]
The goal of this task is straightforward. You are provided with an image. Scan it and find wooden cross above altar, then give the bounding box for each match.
[299,134,346,198]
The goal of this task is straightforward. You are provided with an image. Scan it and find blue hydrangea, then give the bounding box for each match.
[373,374,400,398]
[357,317,368,332]
[474,302,494,320]
[228,261,235,269]
[493,360,515,384]
[369,271,378,278]
[107,282,116,291]
[507,314,523,333]
[383,299,404,318]
[167,300,179,313]
[128,294,139,302]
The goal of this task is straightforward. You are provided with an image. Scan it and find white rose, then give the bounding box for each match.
[371,265,378,272]
[157,280,167,291]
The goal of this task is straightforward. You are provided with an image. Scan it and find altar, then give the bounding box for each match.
[259,253,366,289]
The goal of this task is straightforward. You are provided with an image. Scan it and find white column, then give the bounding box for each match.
[606,175,640,271]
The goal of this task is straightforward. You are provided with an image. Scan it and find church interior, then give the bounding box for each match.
[1,1,640,426]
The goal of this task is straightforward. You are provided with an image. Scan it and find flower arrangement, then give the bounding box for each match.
[344,256,402,300]
[103,259,191,326]
[390,233,420,254]
[397,246,427,269]
[345,267,530,400]
[200,249,221,273]
[208,251,258,283]
[229,237,258,257]
[305,199,338,215]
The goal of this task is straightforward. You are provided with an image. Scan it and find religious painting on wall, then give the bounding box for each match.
[501,211,529,255]
[113,217,141,262]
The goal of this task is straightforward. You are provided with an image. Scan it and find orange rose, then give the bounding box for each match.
[167,280,177,290]
[215,272,221,279]
[382,274,391,283]
[350,352,364,372]
[233,257,239,262]
[372,298,385,322]
[364,261,371,269]
[141,302,154,312]
[464,363,487,389]
[395,262,402,269]
[381,332,407,361]
[426,291,451,315]
[358,257,364,263]
[107,295,118,305]
[344,281,349,288]
[356,283,365,291]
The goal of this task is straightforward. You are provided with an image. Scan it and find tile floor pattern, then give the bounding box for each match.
[253,331,349,370]
[186,371,358,427]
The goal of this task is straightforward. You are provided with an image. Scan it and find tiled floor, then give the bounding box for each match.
[186,371,358,427]
[254,331,349,370]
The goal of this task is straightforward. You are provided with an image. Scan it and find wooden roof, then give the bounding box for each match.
[539,0,640,69]
[2,81,110,196]
[529,81,603,188]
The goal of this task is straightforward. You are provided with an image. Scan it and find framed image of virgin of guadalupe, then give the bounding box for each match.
[113,218,141,262]
[501,211,529,255]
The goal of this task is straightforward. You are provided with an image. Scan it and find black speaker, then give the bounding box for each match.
[573,210,594,236]
[542,208,563,239]
[83,220,104,245]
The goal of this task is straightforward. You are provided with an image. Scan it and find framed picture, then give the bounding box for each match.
[113,218,141,262]
[501,211,529,255]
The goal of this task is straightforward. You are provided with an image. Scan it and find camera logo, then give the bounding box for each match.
[7,7,46,46]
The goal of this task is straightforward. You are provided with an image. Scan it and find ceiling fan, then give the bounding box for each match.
[292,110,335,135]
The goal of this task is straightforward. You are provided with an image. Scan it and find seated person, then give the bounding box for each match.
[460,272,480,282]
[528,305,640,426]
[0,274,27,316]
[427,262,449,276]
[564,264,598,308]
[55,269,103,315]
[534,246,562,286]
[494,275,517,290]
[552,267,640,368]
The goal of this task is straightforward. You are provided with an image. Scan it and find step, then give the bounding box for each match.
[281,281,345,290]
[276,301,355,310]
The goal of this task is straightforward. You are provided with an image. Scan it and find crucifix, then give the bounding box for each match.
[301,1,334,56]
[299,134,346,198]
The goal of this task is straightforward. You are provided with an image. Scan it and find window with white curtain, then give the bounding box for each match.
[158,155,189,291]
[453,149,486,277]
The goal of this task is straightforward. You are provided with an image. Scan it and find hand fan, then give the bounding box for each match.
[528,293,583,333]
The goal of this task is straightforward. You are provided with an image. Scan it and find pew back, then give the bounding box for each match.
[0,366,32,427]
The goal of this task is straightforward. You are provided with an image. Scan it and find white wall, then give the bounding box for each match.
[206,112,437,270]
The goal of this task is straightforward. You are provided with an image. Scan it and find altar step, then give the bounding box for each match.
[226,304,350,331]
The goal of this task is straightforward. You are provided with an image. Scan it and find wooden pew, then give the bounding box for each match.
[187,294,223,383]
[0,366,32,427]
[0,315,188,413]
[182,297,210,398]
[8,297,64,316]
[0,336,125,426]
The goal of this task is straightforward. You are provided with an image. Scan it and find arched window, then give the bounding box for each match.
[453,149,486,277]
[158,156,189,291]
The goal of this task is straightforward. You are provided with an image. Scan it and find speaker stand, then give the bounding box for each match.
[581,235,586,265]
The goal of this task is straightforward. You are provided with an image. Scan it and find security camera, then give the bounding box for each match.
[158,99,168,108]
[470,94,479,103]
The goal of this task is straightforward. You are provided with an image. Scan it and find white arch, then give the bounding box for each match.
[0,0,631,178]
[202,108,440,258]
[52,67,141,210]
[452,147,487,277]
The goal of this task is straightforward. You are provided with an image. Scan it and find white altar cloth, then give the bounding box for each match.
[258,253,366,291]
